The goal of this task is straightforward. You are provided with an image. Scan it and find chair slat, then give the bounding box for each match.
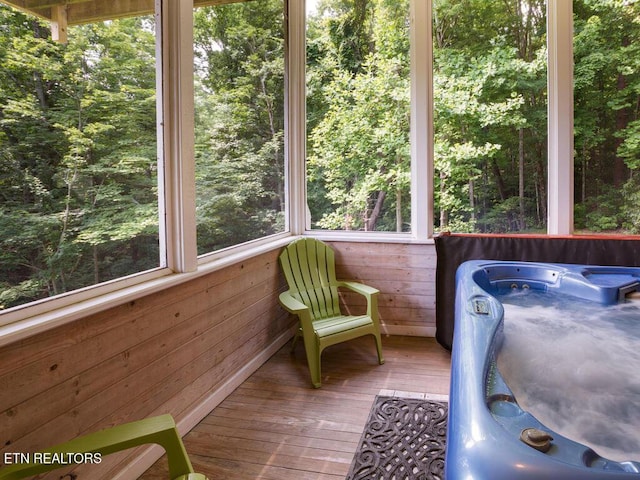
[304,239,330,319]
[307,239,332,318]
[295,239,325,319]
[322,242,341,315]
[281,247,314,317]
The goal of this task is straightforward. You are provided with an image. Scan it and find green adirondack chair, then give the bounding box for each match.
[0,414,208,480]
[278,237,384,388]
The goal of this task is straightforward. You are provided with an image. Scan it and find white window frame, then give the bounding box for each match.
[193,0,293,262]
[0,0,173,338]
[299,0,432,243]
[0,0,294,344]
[298,0,575,240]
[161,0,197,273]
[547,0,574,235]
[410,0,433,241]
[287,0,308,237]
[0,0,578,345]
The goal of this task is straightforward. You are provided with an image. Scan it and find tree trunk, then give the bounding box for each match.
[519,127,526,230]
[93,245,100,285]
[396,188,402,232]
[439,171,448,229]
[581,150,587,204]
[31,20,49,110]
[536,157,547,224]
[614,70,629,188]
[260,75,285,213]
[492,159,507,201]
[366,190,386,231]
[469,178,475,224]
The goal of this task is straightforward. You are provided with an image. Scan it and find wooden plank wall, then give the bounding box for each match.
[0,240,437,479]
[0,247,293,479]
[329,241,437,337]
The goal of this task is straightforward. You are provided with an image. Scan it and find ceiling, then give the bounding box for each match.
[3,0,155,26]
[1,0,243,41]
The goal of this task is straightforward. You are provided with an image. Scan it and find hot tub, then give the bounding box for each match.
[446,260,640,479]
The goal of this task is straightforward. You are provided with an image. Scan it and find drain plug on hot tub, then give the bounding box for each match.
[520,427,553,453]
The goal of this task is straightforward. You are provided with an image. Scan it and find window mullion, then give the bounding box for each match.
[411,0,433,241]
[547,0,574,235]
[159,0,198,272]
[288,0,307,235]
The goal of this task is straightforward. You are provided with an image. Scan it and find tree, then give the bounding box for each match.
[573,0,640,232]
[433,0,546,233]
[307,0,411,232]
[193,0,286,253]
[0,6,159,308]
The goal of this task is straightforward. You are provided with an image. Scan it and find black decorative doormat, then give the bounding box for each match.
[346,395,448,480]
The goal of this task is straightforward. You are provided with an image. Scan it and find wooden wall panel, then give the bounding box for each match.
[0,240,438,479]
[328,241,437,336]
[0,247,293,479]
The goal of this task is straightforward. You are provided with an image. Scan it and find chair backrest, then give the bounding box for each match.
[279,238,341,320]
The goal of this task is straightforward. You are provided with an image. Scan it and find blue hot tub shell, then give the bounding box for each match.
[446,260,640,480]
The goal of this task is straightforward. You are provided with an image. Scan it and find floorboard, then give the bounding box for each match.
[138,335,451,480]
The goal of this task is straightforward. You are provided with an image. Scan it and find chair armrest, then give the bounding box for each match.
[279,291,315,334]
[279,291,309,314]
[0,414,204,480]
[337,281,380,320]
[337,281,379,297]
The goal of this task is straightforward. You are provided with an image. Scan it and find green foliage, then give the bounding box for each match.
[573,0,640,208]
[306,0,639,235]
[477,196,541,233]
[0,7,159,308]
[307,0,411,231]
[582,185,625,232]
[193,0,285,253]
[432,0,546,233]
[621,177,640,234]
[3,0,640,310]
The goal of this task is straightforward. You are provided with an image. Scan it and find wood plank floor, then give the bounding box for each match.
[139,335,451,480]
